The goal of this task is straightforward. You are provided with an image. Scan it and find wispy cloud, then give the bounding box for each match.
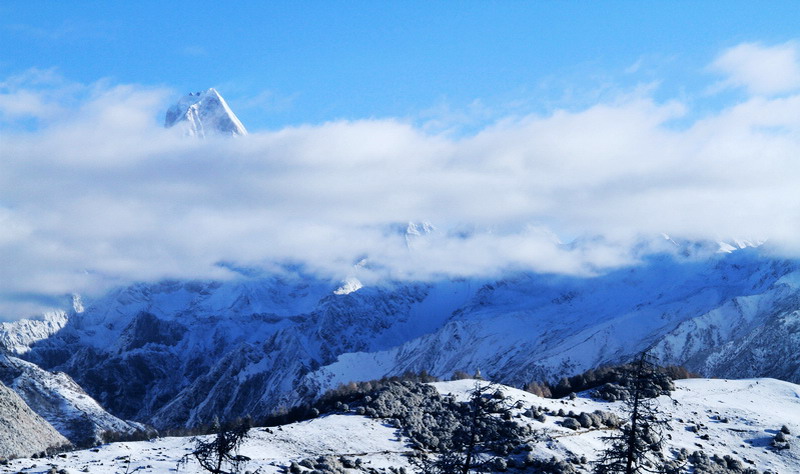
[233,89,297,114]
[3,20,112,43]
[1,43,800,318]
[0,69,99,126]
[709,41,800,96]
[182,45,207,57]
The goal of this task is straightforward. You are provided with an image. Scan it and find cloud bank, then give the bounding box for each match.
[1,44,800,319]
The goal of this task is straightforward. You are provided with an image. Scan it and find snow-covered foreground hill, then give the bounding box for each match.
[0,414,412,473]
[3,378,799,473]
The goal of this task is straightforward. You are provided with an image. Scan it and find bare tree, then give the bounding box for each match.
[178,417,252,474]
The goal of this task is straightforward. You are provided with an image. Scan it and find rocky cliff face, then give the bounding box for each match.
[5,247,800,429]
[0,379,69,459]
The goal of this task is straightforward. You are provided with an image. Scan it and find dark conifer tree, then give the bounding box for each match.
[594,351,669,474]
[413,382,524,473]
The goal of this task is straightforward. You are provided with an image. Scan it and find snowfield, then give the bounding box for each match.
[3,378,800,473]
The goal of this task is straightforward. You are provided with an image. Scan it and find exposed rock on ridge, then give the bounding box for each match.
[0,311,67,354]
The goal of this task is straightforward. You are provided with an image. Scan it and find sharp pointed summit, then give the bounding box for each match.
[165,88,247,137]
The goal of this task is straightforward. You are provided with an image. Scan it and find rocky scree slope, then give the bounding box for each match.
[0,379,69,460]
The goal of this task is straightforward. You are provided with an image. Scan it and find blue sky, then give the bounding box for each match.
[3,2,800,318]
[4,1,800,130]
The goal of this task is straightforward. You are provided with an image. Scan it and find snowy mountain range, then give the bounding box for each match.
[1,241,798,436]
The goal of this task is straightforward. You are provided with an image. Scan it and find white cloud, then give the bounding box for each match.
[0,89,53,120]
[710,41,800,96]
[1,61,800,319]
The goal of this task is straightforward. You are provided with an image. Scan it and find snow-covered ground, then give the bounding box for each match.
[0,414,413,473]
[434,378,800,473]
[3,378,799,473]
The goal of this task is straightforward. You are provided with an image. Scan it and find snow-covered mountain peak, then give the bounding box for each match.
[164,88,247,137]
[71,293,84,313]
[405,221,435,249]
[334,276,363,295]
[717,238,767,253]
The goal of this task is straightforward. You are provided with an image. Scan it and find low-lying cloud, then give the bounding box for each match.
[1,44,800,319]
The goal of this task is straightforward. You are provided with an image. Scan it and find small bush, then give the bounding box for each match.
[560,418,581,430]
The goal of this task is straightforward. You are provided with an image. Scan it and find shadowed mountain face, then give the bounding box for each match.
[4,246,800,429]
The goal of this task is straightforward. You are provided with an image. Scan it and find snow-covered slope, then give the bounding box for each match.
[5,246,800,431]
[1,414,412,473]
[14,274,479,428]
[0,354,147,447]
[301,249,798,392]
[0,310,67,354]
[432,378,800,473]
[164,88,247,137]
[3,378,799,473]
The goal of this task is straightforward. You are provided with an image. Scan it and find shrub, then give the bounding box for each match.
[560,418,581,430]
[525,363,691,400]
